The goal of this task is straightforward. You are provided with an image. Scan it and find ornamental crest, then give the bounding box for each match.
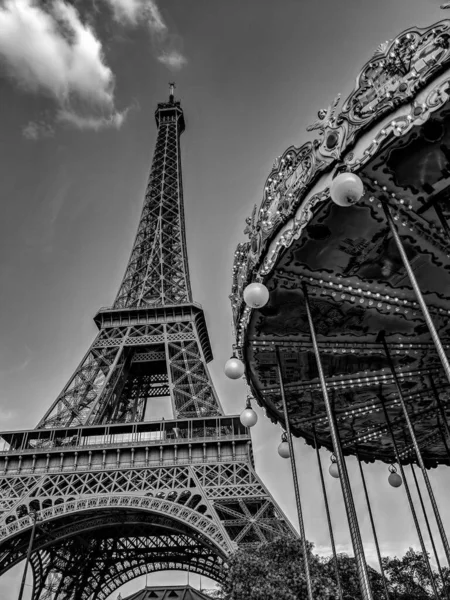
[344,22,450,124]
[307,94,341,138]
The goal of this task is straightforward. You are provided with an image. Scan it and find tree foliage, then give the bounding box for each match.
[219,538,449,600]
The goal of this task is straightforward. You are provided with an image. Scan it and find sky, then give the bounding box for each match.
[0,0,450,597]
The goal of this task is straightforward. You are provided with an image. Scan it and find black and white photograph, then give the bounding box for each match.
[1,0,450,598]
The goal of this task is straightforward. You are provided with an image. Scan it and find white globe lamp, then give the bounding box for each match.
[329,460,340,479]
[388,466,403,488]
[240,399,258,428]
[278,441,290,459]
[330,172,364,207]
[224,356,245,380]
[243,282,269,309]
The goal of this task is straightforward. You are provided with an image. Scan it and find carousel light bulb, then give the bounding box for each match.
[240,407,258,428]
[278,441,290,459]
[330,172,364,207]
[243,282,269,309]
[224,356,245,380]
[329,462,340,478]
[388,469,403,488]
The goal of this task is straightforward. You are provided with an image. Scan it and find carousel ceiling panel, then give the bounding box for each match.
[230,19,450,467]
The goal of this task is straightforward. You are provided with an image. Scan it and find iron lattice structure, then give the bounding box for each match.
[0,90,294,600]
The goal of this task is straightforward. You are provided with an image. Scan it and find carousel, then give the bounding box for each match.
[226,18,450,600]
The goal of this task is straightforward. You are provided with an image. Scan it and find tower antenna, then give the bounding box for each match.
[169,82,175,102]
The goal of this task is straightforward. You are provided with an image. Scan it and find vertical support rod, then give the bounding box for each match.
[382,201,450,383]
[17,511,38,600]
[313,427,344,600]
[429,376,450,455]
[410,463,449,598]
[379,395,440,600]
[437,416,450,461]
[380,335,450,567]
[275,347,313,600]
[302,282,373,600]
[356,452,390,600]
[433,200,450,240]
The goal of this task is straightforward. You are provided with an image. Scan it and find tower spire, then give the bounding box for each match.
[36,89,222,428]
[113,87,190,309]
[169,82,175,102]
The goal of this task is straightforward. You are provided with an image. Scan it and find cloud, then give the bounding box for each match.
[106,0,167,33]
[57,107,128,130]
[0,0,185,136]
[23,119,55,140]
[158,50,187,71]
[0,0,126,131]
[103,0,187,70]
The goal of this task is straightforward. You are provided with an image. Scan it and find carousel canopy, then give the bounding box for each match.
[119,585,213,600]
[231,20,450,467]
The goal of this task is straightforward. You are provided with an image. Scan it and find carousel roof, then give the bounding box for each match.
[119,585,214,600]
[231,20,450,467]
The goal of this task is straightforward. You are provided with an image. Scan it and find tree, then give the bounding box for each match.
[382,548,450,599]
[219,538,449,600]
[220,537,335,600]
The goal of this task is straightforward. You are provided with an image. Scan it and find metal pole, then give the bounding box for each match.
[382,201,450,384]
[429,376,450,455]
[301,282,374,600]
[313,427,344,600]
[379,395,440,600]
[433,201,450,240]
[275,347,313,600]
[356,452,390,600]
[437,416,450,462]
[380,334,450,567]
[18,511,38,600]
[410,463,449,598]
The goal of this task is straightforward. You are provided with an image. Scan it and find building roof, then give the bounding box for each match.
[119,585,215,600]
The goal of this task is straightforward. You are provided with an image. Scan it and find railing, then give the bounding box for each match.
[0,433,250,456]
[0,416,249,454]
[0,455,251,476]
[96,301,204,313]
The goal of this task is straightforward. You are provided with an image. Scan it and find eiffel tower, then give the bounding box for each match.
[0,86,294,600]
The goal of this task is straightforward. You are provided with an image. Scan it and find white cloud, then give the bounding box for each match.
[0,0,125,131]
[147,1,167,34]
[103,0,187,70]
[57,107,128,130]
[158,50,187,70]
[106,0,167,34]
[0,0,186,136]
[23,119,55,140]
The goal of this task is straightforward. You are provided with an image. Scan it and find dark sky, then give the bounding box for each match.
[0,0,449,596]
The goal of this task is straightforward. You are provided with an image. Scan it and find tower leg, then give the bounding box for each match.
[18,511,39,600]
[302,282,373,600]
